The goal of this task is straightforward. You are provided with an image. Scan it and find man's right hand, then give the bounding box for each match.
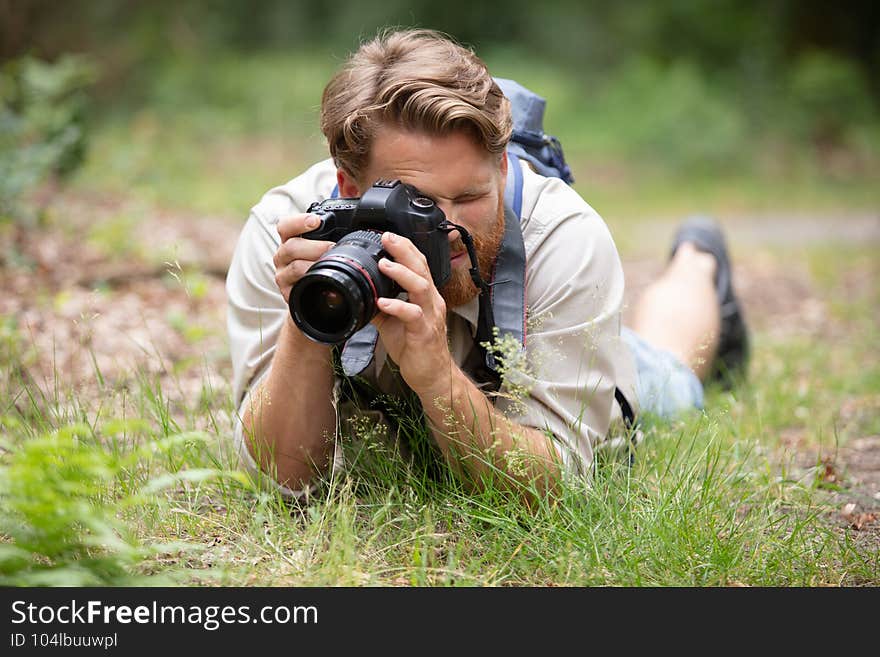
[273,214,335,303]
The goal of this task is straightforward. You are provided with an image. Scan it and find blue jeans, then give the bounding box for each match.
[621,327,704,419]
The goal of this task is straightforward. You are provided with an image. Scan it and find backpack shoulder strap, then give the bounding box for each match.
[501,137,640,442]
[504,151,524,217]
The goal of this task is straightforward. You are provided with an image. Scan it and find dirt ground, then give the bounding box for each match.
[2,188,878,542]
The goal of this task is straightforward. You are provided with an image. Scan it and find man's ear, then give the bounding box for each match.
[336,169,362,198]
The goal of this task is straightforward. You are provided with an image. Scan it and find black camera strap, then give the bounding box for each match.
[440,205,526,393]
[438,220,497,358]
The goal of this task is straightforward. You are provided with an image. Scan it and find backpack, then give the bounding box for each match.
[494,77,574,189]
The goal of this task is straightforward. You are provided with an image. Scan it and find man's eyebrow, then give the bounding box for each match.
[451,186,491,199]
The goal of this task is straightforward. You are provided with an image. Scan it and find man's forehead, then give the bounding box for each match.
[377,165,493,193]
[364,126,501,195]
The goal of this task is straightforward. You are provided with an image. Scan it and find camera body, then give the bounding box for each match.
[289,179,451,345]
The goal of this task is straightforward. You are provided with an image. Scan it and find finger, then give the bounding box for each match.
[274,259,313,289]
[277,213,323,242]
[375,297,424,324]
[272,237,333,269]
[274,260,315,302]
[381,232,431,279]
[378,257,432,298]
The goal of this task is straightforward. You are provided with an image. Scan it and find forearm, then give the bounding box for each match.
[242,318,336,490]
[417,366,563,496]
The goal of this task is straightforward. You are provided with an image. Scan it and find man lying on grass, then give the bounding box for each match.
[225,28,749,502]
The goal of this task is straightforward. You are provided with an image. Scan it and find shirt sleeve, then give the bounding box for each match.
[493,176,630,477]
[227,210,285,412]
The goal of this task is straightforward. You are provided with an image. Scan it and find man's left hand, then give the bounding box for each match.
[371,231,455,398]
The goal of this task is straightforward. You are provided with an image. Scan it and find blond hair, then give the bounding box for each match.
[320,28,512,182]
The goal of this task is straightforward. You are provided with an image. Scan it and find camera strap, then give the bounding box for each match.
[438,205,527,391]
[438,220,500,392]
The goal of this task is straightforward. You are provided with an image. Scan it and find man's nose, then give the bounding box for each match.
[437,200,455,222]
[435,201,458,238]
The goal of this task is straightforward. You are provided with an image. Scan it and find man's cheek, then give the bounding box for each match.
[452,202,488,231]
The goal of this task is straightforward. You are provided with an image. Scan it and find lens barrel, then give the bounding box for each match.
[289,230,397,344]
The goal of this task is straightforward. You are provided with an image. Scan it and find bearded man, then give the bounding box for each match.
[225,29,749,501]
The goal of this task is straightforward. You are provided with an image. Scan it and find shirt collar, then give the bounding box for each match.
[448,294,480,337]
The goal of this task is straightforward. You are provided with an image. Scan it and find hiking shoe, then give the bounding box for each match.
[669,216,750,387]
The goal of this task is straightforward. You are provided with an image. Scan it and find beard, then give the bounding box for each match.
[439,194,506,308]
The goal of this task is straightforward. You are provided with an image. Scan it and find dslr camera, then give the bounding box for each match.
[289,179,451,344]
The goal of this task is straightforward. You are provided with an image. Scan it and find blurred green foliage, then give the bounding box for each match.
[575,58,749,169]
[787,51,878,148]
[0,423,157,586]
[6,0,876,88]
[0,54,96,224]
[2,0,878,215]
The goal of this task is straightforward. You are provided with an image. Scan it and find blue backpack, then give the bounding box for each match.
[494,77,574,216]
[496,78,638,436]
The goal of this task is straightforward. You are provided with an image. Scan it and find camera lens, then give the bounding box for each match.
[289,230,398,344]
[319,288,345,314]
[298,280,355,336]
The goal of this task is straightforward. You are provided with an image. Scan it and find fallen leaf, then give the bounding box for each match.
[850,513,877,530]
[840,503,878,530]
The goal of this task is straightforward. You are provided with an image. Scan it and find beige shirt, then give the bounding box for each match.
[226,157,638,494]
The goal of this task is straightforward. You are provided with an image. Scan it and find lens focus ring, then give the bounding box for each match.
[288,230,395,344]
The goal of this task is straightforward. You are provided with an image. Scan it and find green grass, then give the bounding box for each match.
[1,305,877,586]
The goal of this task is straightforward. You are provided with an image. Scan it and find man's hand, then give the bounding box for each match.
[371,231,455,396]
[273,214,334,303]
